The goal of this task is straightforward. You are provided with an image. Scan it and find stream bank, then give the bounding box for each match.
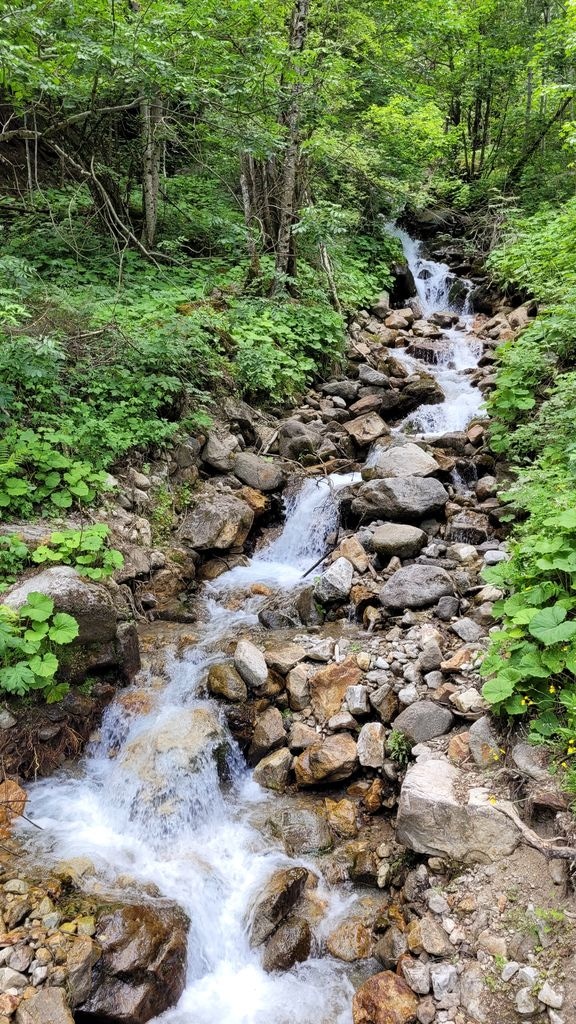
[0,227,574,1024]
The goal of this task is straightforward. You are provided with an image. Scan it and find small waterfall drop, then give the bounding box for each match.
[388,225,484,437]
[20,471,359,1024]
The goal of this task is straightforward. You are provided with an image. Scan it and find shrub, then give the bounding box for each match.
[0,593,78,703]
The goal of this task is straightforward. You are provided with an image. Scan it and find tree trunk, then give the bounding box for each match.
[270,0,310,294]
[141,96,163,249]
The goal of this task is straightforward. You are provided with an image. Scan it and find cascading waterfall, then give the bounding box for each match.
[387,224,484,437]
[17,225,483,1024]
[20,475,359,1024]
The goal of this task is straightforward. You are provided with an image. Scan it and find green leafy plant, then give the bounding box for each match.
[0,536,29,592]
[0,592,79,703]
[387,729,412,766]
[30,525,124,580]
[0,429,109,518]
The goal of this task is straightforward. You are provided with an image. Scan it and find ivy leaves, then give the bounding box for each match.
[0,593,79,702]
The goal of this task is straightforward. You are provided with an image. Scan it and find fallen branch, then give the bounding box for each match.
[495,800,576,861]
[302,547,335,578]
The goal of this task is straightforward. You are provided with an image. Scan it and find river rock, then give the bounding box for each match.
[313,557,353,603]
[309,657,362,721]
[327,918,373,961]
[67,935,101,1006]
[362,444,439,480]
[286,663,310,711]
[370,523,427,559]
[233,451,284,491]
[248,708,286,764]
[352,477,448,523]
[3,566,138,682]
[325,797,357,836]
[353,971,419,1024]
[288,722,319,751]
[201,428,240,471]
[380,565,454,609]
[207,663,248,702]
[80,901,188,1024]
[392,701,454,743]
[278,419,323,461]
[467,716,498,765]
[253,748,293,791]
[375,926,408,968]
[357,722,386,767]
[294,733,358,785]
[262,917,311,972]
[120,707,227,791]
[396,759,520,863]
[268,803,333,854]
[234,639,269,691]
[178,490,254,550]
[264,643,306,674]
[322,380,360,403]
[16,989,74,1024]
[399,376,445,412]
[370,684,399,723]
[446,510,489,545]
[344,413,389,447]
[249,867,308,946]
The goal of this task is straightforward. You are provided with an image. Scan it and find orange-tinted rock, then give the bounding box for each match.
[327,919,373,962]
[353,971,419,1024]
[448,732,470,763]
[309,658,363,722]
[294,734,358,786]
[325,797,358,837]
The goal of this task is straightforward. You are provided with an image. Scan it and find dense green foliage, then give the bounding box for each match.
[483,200,576,755]
[2,0,576,712]
[0,593,78,703]
[0,526,124,591]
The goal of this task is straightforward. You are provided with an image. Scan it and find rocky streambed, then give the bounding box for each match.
[0,229,574,1024]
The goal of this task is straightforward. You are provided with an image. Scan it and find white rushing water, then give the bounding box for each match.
[19,226,482,1024]
[21,475,358,1024]
[388,224,484,437]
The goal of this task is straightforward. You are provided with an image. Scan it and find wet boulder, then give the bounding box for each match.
[353,971,419,1024]
[446,509,490,545]
[380,565,454,609]
[352,477,448,523]
[207,663,248,703]
[79,901,189,1024]
[178,487,254,551]
[278,419,323,461]
[3,566,139,683]
[262,916,311,972]
[119,706,227,791]
[268,802,333,855]
[253,748,293,792]
[248,867,308,946]
[396,375,445,414]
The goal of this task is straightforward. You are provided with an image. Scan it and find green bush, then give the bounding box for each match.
[0,592,78,703]
[0,429,109,519]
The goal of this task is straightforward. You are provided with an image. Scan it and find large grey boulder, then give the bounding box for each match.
[352,477,448,523]
[370,523,427,559]
[362,443,440,480]
[313,557,353,604]
[3,567,139,683]
[201,428,241,471]
[392,701,454,743]
[233,452,284,492]
[178,488,254,550]
[380,564,454,609]
[396,759,519,864]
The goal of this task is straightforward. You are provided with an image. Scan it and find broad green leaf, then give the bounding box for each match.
[482,675,516,704]
[29,651,58,677]
[48,613,79,645]
[20,592,54,621]
[528,606,576,646]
